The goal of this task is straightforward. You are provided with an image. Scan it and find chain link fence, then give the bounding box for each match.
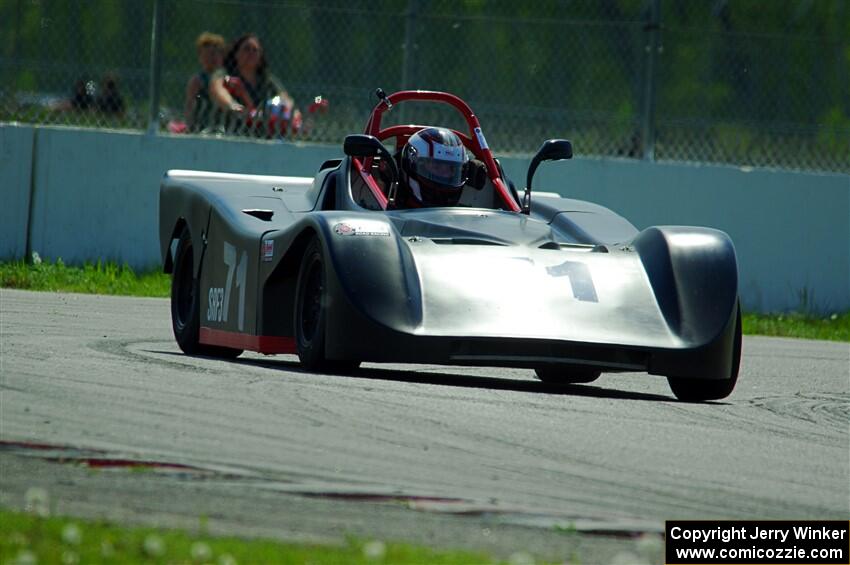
[2,0,847,172]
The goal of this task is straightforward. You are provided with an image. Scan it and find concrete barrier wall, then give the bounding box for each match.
[2,124,848,312]
[0,125,35,260]
[26,127,338,269]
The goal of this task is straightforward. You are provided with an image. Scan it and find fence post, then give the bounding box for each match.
[836,0,848,115]
[13,0,22,98]
[641,0,661,160]
[399,0,420,122]
[147,0,164,134]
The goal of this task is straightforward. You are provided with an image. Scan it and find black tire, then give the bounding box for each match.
[170,226,242,358]
[667,305,742,402]
[534,365,602,385]
[294,238,359,373]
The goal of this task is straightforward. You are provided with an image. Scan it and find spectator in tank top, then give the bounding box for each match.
[184,32,225,132]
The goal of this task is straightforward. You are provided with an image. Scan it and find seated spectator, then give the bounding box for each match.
[55,78,94,112]
[70,78,94,110]
[96,74,124,116]
[184,32,225,132]
[210,33,300,136]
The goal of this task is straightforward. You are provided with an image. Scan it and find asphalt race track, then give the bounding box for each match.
[1,289,848,561]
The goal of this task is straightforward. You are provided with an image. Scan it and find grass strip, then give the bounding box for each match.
[742,312,850,342]
[0,508,503,565]
[2,259,848,342]
[0,258,169,297]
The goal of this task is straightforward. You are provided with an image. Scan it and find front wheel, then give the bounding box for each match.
[294,238,359,374]
[534,365,602,385]
[170,226,242,358]
[667,305,742,402]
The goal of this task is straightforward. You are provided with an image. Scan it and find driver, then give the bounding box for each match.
[398,127,469,208]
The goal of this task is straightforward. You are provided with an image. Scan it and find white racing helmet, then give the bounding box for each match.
[400,127,469,207]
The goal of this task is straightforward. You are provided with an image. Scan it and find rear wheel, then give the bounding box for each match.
[170,226,242,358]
[294,238,359,373]
[534,365,602,385]
[667,305,742,402]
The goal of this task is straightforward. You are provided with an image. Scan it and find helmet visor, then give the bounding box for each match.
[417,156,465,188]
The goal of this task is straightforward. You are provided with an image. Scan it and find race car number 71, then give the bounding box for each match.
[207,241,247,331]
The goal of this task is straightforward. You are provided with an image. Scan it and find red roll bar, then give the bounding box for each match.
[364,90,520,213]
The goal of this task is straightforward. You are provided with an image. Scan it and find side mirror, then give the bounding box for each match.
[344,134,385,158]
[524,139,572,214]
[344,134,400,207]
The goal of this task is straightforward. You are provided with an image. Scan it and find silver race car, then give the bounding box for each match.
[160,89,741,402]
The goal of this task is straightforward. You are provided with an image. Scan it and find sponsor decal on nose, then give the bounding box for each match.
[333,221,391,237]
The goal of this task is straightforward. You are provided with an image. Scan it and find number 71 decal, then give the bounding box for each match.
[207,241,247,330]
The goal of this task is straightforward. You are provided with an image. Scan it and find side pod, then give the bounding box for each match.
[634,226,739,379]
